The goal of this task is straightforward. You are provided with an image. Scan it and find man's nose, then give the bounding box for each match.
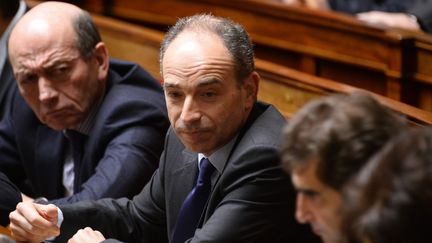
[180,96,201,123]
[38,78,58,103]
[295,194,313,224]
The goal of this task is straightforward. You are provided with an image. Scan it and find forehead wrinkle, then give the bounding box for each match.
[163,77,222,90]
[18,46,79,72]
[164,57,234,80]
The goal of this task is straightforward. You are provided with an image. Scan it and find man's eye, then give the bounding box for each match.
[201,91,217,99]
[53,66,69,76]
[22,74,38,84]
[299,190,319,199]
[167,91,183,99]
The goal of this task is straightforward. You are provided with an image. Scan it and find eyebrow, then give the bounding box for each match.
[163,78,222,89]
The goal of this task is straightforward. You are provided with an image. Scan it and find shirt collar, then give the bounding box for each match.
[74,92,105,136]
[198,134,238,174]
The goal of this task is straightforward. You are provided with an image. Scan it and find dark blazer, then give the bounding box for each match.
[0,172,20,226]
[58,102,319,243]
[410,0,432,32]
[0,59,169,212]
[328,0,432,32]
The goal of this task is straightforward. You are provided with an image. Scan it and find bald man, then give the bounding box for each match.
[0,1,169,225]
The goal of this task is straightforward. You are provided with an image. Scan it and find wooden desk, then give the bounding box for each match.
[0,225,11,238]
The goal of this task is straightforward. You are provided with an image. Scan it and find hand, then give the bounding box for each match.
[68,227,106,243]
[302,0,329,9]
[357,11,421,31]
[280,0,303,5]
[281,0,329,9]
[21,193,33,202]
[9,202,60,242]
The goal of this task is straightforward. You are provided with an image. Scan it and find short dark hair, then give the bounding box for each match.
[160,14,254,84]
[342,127,432,243]
[72,10,102,60]
[281,92,406,191]
[0,0,20,19]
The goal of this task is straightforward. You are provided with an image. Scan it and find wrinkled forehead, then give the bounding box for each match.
[161,32,236,82]
[9,2,79,47]
[163,31,231,64]
[9,17,77,60]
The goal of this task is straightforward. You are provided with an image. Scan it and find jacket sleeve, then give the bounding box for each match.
[50,88,169,205]
[55,139,171,243]
[408,0,432,32]
[0,171,21,226]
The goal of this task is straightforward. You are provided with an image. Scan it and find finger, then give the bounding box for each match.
[10,222,43,243]
[93,229,104,238]
[84,227,101,237]
[68,227,106,243]
[35,203,58,223]
[68,228,86,243]
[9,209,38,240]
[15,202,59,236]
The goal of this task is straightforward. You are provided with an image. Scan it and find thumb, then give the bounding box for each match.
[34,203,59,225]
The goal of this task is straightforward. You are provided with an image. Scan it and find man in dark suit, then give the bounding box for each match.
[8,13,318,243]
[0,1,169,226]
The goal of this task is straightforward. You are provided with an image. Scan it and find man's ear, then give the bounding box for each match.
[93,42,109,81]
[243,71,260,110]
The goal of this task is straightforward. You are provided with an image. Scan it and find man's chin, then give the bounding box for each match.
[319,232,341,243]
[44,120,76,131]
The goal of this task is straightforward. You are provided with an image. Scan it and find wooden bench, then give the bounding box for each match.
[92,13,432,125]
[92,14,163,80]
[80,0,432,112]
[0,225,11,238]
[256,58,432,125]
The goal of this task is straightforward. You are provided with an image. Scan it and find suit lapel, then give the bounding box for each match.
[176,149,198,196]
[168,148,198,226]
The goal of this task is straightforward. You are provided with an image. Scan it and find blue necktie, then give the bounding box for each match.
[173,158,216,243]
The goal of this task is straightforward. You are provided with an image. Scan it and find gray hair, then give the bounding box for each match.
[72,10,102,60]
[160,14,254,84]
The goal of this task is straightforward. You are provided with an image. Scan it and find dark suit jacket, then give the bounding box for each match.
[328,0,432,32]
[0,59,169,217]
[410,0,432,32]
[57,102,319,243]
[0,172,20,226]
